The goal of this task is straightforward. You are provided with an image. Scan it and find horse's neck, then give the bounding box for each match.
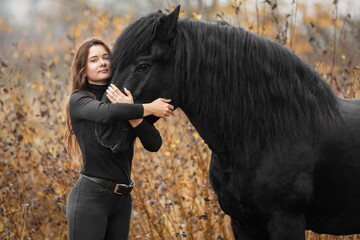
[181,104,224,152]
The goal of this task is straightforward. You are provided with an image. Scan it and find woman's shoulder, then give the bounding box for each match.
[69,90,92,104]
[70,90,91,99]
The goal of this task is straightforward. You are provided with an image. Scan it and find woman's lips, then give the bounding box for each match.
[99,69,109,73]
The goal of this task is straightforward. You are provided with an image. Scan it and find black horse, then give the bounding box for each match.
[96,6,360,239]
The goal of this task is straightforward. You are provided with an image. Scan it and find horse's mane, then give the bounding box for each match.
[112,11,340,159]
[172,18,340,152]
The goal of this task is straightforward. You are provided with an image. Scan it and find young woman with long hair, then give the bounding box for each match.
[65,37,173,239]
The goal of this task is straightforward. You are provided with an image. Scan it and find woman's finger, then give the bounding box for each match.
[123,87,129,97]
[110,84,125,97]
[108,88,125,102]
[106,89,113,96]
[124,87,133,98]
[160,98,171,103]
[106,89,117,100]
[111,84,123,96]
[107,89,123,102]
[107,93,115,103]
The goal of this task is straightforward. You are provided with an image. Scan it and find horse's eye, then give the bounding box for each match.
[135,64,150,74]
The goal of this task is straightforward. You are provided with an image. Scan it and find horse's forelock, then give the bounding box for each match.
[111,12,165,77]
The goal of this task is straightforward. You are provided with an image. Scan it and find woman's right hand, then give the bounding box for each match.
[106,84,133,104]
[143,98,174,118]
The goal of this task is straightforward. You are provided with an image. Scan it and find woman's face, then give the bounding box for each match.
[85,45,111,85]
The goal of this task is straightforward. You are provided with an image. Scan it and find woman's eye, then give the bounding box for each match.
[135,64,150,73]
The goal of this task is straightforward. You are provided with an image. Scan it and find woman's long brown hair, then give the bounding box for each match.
[65,37,111,161]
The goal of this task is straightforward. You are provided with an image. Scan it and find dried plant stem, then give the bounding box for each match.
[256,0,260,34]
[195,144,213,239]
[135,184,162,240]
[158,159,179,237]
[271,0,281,34]
[242,0,250,28]
[261,2,267,36]
[330,0,339,84]
[290,0,298,50]
[29,206,45,239]
[171,160,195,240]
[1,194,10,238]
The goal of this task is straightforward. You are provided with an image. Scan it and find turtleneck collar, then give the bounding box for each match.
[86,79,108,101]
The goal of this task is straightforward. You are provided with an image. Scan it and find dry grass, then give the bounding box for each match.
[1,0,360,239]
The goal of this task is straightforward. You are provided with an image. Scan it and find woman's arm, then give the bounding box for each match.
[69,88,173,124]
[106,84,174,122]
[69,91,144,123]
[133,119,162,152]
[106,84,170,151]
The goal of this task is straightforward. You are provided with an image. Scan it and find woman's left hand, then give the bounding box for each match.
[106,84,134,104]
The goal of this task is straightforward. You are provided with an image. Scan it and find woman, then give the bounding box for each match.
[65,37,173,239]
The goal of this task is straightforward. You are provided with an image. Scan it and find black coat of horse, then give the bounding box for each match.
[96,6,360,239]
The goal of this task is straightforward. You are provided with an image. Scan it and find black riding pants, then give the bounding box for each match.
[66,175,132,240]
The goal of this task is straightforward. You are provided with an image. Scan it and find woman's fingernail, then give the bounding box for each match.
[124,87,128,91]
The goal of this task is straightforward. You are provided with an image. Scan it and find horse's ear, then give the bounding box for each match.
[156,5,180,44]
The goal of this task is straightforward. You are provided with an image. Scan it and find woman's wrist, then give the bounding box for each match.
[142,103,153,117]
[129,118,143,128]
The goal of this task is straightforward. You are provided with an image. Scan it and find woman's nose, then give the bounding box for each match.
[99,58,106,66]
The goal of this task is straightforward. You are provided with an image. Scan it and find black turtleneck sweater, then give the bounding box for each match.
[68,82,162,184]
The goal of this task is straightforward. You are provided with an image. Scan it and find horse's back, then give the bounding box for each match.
[306,98,360,234]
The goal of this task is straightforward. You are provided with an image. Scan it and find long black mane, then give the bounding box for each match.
[112,11,340,157]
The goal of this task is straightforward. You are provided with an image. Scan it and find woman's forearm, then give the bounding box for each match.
[133,119,162,152]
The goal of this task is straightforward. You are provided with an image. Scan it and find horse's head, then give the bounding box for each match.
[110,6,181,109]
[95,6,180,153]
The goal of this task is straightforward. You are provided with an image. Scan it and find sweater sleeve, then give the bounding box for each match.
[69,91,143,123]
[133,119,162,152]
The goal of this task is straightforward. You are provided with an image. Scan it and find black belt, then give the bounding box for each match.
[83,175,135,195]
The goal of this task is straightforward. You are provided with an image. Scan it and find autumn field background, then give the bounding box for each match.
[1,0,360,239]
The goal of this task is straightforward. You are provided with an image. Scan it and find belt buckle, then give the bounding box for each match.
[113,179,135,195]
[114,183,128,195]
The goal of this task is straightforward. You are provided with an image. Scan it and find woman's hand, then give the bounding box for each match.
[107,84,174,119]
[143,98,174,118]
[106,84,143,127]
[106,84,133,104]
